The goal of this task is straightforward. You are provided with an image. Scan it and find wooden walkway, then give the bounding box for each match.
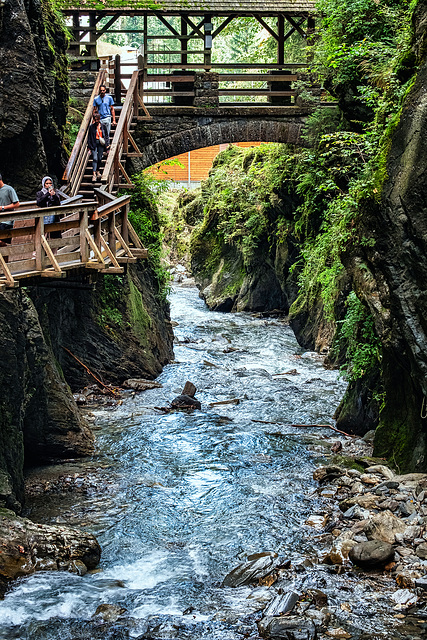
[0,68,151,288]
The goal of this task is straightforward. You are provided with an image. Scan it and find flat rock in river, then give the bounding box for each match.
[258,616,317,639]
[222,551,280,587]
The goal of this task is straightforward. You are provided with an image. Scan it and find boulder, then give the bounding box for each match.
[349,540,394,568]
[258,617,317,639]
[170,394,201,410]
[0,509,101,597]
[222,551,280,587]
[364,510,406,544]
[415,542,427,559]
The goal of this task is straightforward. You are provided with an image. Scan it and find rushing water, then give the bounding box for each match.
[0,286,414,640]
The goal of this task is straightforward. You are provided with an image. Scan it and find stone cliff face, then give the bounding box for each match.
[345,0,427,470]
[0,290,94,513]
[28,264,174,391]
[0,0,68,198]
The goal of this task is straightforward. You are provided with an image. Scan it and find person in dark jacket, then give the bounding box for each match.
[36,176,61,241]
[87,114,108,183]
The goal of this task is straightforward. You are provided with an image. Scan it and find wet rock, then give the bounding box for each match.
[93,603,127,623]
[123,379,163,391]
[258,616,317,639]
[364,510,406,544]
[170,394,201,410]
[349,540,394,568]
[396,570,422,588]
[325,629,352,639]
[313,466,345,483]
[0,509,101,596]
[222,551,280,587]
[323,534,356,565]
[398,501,416,517]
[304,608,331,627]
[391,588,419,609]
[366,465,395,480]
[263,591,299,616]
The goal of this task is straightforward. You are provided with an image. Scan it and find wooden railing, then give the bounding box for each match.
[101,69,149,193]
[0,197,147,288]
[62,69,107,195]
[142,63,310,105]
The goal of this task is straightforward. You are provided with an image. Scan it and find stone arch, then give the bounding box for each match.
[136,117,307,170]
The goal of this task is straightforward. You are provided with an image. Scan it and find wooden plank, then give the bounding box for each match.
[218,90,295,95]
[146,63,308,69]
[100,267,124,274]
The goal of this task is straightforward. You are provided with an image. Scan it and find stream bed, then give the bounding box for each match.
[0,285,420,639]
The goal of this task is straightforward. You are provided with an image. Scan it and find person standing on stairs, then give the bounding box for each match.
[93,84,116,145]
[88,114,108,183]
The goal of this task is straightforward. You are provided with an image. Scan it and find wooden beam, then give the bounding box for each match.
[0,253,16,287]
[41,235,63,274]
[254,15,279,41]
[153,11,181,37]
[100,235,121,268]
[127,221,144,250]
[283,15,307,38]
[114,227,134,259]
[85,229,105,264]
[212,15,236,39]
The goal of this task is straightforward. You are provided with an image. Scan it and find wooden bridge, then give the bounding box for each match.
[0,0,323,287]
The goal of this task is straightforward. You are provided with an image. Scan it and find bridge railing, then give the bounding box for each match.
[142,63,315,106]
[102,69,149,193]
[0,197,147,288]
[62,69,107,196]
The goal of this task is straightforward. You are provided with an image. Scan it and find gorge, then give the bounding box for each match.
[0,0,426,637]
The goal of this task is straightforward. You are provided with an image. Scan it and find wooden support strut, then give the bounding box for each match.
[40,234,63,276]
[0,252,16,287]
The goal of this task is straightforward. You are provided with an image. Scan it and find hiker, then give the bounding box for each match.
[36,176,62,242]
[88,113,108,183]
[0,173,20,248]
[93,84,116,144]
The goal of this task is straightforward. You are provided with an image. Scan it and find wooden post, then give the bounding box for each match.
[143,15,148,72]
[114,54,121,105]
[114,154,120,188]
[278,15,285,66]
[34,216,44,271]
[307,16,315,62]
[121,203,129,246]
[108,211,116,257]
[88,12,97,59]
[93,216,102,253]
[204,15,212,70]
[80,208,89,263]
[124,119,129,155]
[181,17,188,68]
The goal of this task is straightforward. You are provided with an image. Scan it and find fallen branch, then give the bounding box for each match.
[209,398,240,407]
[62,347,119,397]
[291,423,356,438]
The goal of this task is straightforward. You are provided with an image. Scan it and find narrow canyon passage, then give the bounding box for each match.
[0,286,410,639]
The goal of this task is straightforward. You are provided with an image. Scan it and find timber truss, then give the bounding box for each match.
[61,1,316,69]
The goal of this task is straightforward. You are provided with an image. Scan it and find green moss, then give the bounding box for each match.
[127,280,152,347]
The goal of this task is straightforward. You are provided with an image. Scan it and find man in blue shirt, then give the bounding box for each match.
[93,85,116,144]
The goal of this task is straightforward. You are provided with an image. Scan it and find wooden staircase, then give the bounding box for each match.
[63,69,150,201]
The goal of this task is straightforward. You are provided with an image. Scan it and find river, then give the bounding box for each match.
[0,285,408,639]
